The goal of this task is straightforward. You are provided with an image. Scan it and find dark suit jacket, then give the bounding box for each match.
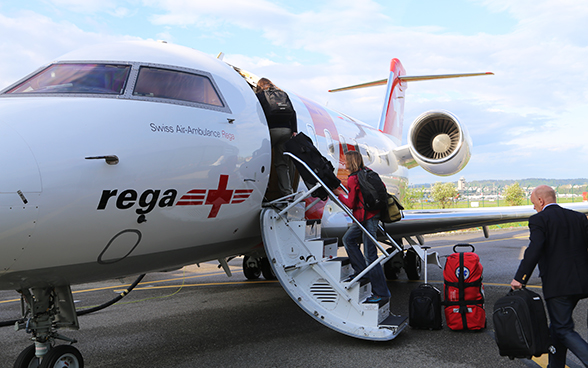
[514,204,588,299]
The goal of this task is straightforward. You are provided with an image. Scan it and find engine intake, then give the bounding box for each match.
[407,111,472,176]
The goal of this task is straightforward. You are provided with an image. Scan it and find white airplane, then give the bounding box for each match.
[1,40,587,367]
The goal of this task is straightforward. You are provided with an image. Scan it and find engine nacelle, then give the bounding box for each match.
[407,110,472,176]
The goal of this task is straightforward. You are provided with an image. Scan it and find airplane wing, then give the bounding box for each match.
[321,201,588,241]
[385,201,588,238]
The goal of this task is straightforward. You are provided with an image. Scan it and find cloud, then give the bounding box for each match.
[1,0,586,181]
[45,0,132,16]
[0,10,139,89]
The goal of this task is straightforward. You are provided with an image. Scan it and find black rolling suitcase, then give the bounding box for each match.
[493,287,550,359]
[284,132,340,200]
[409,246,443,330]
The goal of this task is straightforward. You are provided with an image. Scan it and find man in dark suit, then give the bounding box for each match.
[511,185,588,367]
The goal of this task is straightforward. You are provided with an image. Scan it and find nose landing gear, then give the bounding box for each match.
[13,285,84,368]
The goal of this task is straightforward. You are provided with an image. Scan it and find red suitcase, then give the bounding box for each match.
[443,244,486,330]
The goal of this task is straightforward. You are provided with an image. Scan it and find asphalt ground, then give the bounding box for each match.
[1,228,587,368]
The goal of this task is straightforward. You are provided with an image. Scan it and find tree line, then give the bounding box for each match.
[401,182,584,209]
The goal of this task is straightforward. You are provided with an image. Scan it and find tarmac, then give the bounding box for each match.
[1,228,587,367]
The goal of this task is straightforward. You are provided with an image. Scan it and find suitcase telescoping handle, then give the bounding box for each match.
[422,246,430,284]
[452,243,475,253]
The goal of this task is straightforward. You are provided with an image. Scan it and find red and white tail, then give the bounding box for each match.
[328,60,493,143]
[377,58,406,141]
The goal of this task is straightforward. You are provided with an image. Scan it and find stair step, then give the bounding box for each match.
[326,257,350,279]
[305,219,321,240]
[361,296,389,307]
[379,314,409,330]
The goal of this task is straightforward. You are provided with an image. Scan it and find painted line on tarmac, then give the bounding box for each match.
[116,279,279,292]
[428,234,528,250]
[0,269,235,304]
[395,279,542,289]
[531,354,549,368]
[519,246,528,260]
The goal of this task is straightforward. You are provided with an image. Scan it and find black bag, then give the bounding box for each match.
[261,88,294,116]
[354,167,388,212]
[409,284,443,330]
[493,288,550,359]
[380,194,404,223]
[284,132,340,200]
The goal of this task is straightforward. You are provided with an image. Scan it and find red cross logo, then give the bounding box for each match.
[176,175,253,218]
[205,175,233,218]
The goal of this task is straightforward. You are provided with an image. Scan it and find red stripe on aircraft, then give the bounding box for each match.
[298,95,338,139]
[176,201,204,206]
[175,177,252,217]
[180,195,205,200]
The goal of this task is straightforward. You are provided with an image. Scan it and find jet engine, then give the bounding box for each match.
[406,110,472,176]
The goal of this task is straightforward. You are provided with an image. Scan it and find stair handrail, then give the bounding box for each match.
[283,152,403,287]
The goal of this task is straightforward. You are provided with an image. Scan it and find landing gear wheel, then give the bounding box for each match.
[384,262,399,280]
[39,345,83,368]
[260,257,276,280]
[404,248,422,280]
[242,256,261,280]
[14,344,39,368]
[384,249,402,280]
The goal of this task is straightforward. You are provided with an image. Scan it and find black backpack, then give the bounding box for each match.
[261,88,294,116]
[354,167,388,212]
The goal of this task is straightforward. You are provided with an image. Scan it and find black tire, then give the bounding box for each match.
[404,248,422,280]
[383,248,402,280]
[14,345,38,368]
[39,345,83,368]
[242,256,261,280]
[260,257,276,280]
[384,261,399,280]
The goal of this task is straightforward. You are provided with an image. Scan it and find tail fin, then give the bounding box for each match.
[378,58,406,141]
[328,61,493,142]
[327,59,406,142]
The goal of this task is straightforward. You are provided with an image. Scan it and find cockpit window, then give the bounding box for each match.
[133,67,223,107]
[5,63,130,95]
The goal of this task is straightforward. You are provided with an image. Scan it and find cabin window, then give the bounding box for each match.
[359,144,372,164]
[133,67,223,107]
[339,135,348,154]
[4,63,131,95]
[306,124,318,146]
[325,129,335,157]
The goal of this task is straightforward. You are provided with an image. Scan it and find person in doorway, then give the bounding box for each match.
[335,151,391,303]
[255,78,297,198]
[511,185,588,367]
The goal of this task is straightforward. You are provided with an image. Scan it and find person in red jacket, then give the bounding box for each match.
[336,151,390,303]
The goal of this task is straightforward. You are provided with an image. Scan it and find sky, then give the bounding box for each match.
[0,0,587,184]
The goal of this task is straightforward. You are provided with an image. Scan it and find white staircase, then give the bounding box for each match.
[261,204,408,340]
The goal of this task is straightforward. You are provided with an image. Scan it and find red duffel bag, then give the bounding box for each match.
[443,244,486,330]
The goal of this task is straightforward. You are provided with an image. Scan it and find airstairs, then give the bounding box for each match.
[260,153,417,341]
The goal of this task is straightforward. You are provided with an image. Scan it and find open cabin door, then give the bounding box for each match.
[229,64,299,202]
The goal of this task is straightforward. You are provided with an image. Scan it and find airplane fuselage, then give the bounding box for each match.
[0,41,407,290]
